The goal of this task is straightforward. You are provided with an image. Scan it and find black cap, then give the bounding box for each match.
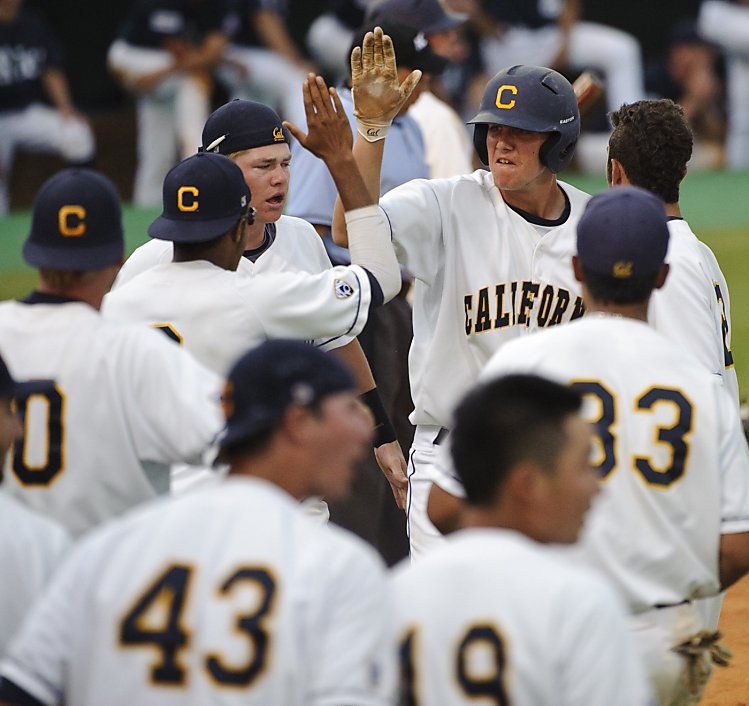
[577,186,670,279]
[350,22,448,75]
[367,0,465,35]
[219,340,356,450]
[148,152,252,243]
[0,353,17,399]
[23,169,124,271]
[202,99,290,155]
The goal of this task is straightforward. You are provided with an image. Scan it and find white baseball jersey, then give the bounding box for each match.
[113,215,333,287]
[380,170,589,428]
[0,477,395,706]
[480,315,749,612]
[0,297,223,537]
[0,492,71,657]
[102,260,373,375]
[650,217,740,406]
[391,528,652,706]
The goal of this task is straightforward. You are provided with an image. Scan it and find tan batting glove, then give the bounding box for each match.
[350,26,422,142]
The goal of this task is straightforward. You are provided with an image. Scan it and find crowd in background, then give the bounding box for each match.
[2,0,749,212]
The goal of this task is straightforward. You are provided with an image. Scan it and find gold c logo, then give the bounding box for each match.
[495,84,518,110]
[272,126,285,142]
[612,261,634,278]
[58,205,86,237]
[177,186,199,212]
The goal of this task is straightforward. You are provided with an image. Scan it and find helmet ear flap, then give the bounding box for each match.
[539,132,578,173]
[472,124,489,166]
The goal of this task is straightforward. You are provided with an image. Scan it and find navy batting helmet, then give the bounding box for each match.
[468,65,579,173]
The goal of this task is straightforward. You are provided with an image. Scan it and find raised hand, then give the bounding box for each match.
[350,26,422,141]
[283,74,352,161]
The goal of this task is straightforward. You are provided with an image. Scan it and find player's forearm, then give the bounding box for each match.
[332,136,385,248]
[346,205,400,302]
[329,339,376,393]
[41,68,76,116]
[718,531,749,589]
[252,10,308,66]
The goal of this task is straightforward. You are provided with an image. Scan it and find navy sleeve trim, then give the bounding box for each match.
[363,268,384,308]
[0,677,49,706]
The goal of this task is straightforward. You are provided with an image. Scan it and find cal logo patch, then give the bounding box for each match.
[334,279,354,299]
[612,261,633,278]
[273,126,285,142]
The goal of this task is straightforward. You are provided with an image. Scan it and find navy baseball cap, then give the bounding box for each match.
[350,22,448,75]
[367,0,466,35]
[0,353,17,399]
[577,186,669,279]
[149,152,252,243]
[219,340,356,450]
[23,168,124,271]
[201,99,290,155]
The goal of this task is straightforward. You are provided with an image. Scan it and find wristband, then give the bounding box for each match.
[360,388,397,447]
[356,117,390,142]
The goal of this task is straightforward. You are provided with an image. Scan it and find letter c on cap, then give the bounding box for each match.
[177,186,199,212]
[495,84,517,110]
[58,205,86,237]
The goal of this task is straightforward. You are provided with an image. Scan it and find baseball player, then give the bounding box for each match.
[475,187,749,705]
[0,0,95,214]
[333,28,589,558]
[103,79,403,373]
[106,0,233,206]
[0,339,396,706]
[608,98,740,408]
[112,96,409,508]
[0,168,223,537]
[0,352,71,657]
[391,374,652,706]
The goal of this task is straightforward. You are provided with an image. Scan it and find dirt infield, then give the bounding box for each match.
[702,574,749,705]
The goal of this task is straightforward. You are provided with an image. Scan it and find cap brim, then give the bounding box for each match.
[148,213,241,243]
[23,239,124,271]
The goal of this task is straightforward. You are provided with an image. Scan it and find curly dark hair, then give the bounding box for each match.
[607,99,693,204]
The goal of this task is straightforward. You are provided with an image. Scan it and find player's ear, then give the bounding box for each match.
[654,263,669,290]
[608,158,628,186]
[572,255,585,283]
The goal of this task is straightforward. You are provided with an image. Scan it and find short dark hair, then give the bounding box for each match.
[450,374,583,506]
[582,267,660,305]
[608,99,693,204]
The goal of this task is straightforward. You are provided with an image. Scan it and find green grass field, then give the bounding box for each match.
[1,170,748,398]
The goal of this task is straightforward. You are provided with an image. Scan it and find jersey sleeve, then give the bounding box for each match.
[123,328,223,464]
[555,574,653,706]
[715,386,749,534]
[245,265,373,349]
[380,178,446,286]
[308,539,396,706]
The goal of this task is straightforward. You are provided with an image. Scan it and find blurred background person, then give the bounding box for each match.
[0,0,95,214]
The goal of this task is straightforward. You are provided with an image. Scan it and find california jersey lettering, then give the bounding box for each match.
[482,316,749,611]
[380,169,589,427]
[464,280,584,335]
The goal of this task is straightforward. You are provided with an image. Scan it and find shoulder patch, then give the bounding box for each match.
[334,279,355,299]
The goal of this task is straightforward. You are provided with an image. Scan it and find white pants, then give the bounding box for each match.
[699,1,749,168]
[631,602,713,706]
[107,39,210,207]
[481,21,645,114]
[406,425,449,561]
[0,104,95,214]
[218,45,307,127]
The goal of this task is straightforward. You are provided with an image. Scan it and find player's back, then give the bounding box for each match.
[483,315,749,611]
[0,298,221,536]
[0,477,394,705]
[391,528,650,706]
